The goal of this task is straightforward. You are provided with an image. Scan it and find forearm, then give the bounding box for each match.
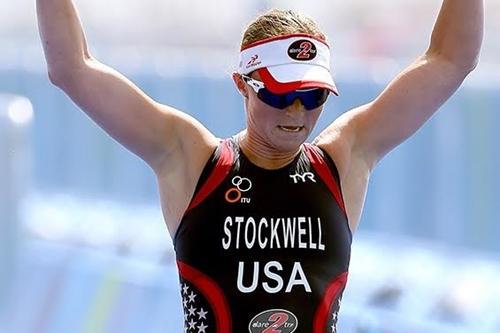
[36,0,92,83]
[427,0,484,70]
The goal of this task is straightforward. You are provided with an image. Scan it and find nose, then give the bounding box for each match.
[285,98,305,115]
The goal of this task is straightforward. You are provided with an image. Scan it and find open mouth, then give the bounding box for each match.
[278,125,304,133]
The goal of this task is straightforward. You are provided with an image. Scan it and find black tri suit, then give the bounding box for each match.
[173,137,352,333]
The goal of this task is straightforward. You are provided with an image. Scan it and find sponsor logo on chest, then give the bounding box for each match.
[289,171,316,184]
[225,176,253,204]
[248,309,298,333]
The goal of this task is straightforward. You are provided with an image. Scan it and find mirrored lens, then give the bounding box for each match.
[259,88,329,110]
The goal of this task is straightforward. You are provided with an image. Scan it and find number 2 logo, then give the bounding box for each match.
[248,309,298,333]
[296,41,312,59]
[262,312,289,333]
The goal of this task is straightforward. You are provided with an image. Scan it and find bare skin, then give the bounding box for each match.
[37,0,483,237]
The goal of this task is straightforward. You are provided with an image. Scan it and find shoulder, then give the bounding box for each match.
[313,104,378,178]
[313,124,352,181]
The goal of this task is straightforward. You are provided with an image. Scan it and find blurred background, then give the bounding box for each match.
[1,0,499,332]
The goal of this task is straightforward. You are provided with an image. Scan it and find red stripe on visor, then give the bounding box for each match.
[258,67,339,96]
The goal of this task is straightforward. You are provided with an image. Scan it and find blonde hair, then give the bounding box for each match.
[241,9,328,49]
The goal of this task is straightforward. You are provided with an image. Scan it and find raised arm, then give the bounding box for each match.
[36,0,217,174]
[317,0,484,171]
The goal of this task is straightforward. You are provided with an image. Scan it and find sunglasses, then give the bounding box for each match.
[241,75,329,111]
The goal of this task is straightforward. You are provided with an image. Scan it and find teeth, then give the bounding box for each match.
[279,126,302,132]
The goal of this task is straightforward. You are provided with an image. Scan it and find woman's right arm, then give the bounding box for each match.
[36,0,218,174]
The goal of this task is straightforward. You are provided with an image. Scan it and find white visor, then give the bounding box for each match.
[238,34,338,95]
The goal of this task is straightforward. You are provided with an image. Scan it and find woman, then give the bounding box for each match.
[37,1,483,332]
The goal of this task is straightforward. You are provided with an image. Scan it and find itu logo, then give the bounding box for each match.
[225,176,252,204]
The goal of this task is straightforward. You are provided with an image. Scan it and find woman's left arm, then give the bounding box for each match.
[318,0,484,170]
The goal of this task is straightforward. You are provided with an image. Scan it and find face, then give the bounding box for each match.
[232,71,326,153]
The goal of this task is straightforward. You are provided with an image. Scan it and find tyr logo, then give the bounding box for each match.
[289,172,316,184]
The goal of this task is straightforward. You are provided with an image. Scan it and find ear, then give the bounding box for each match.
[232,72,248,98]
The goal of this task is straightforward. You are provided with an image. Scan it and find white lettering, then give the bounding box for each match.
[222,217,232,250]
[270,218,281,249]
[258,218,268,249]
[285,262,311,293]
[305,172,316,183]
[262,261,283,294]
[318,218,325,251]
[289,172,316,184]
[282,217,296,248]
[237,261,312,294]
[235,216,244,249]
[221,216,326,251]
[245,217,256,248]
[237,261,259,293]
[298,217,307,249]
[308,217,317,249]
[289,174,300,184]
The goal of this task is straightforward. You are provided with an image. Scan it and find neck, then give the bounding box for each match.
[237,131,302,170]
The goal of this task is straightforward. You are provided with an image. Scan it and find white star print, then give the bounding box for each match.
[188,291,197,303]
[188,305,196,317]
[197,322,208,333]
[182,284,189,295]
[188,318,196,329]
[197,307,208,320]
[180,282,211,333]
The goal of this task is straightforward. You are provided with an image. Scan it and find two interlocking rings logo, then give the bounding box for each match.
[225,176,252,203]
[232,176,252,192]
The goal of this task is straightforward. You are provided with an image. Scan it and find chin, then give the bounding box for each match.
[269,130,308,152]
[275,142,304,153]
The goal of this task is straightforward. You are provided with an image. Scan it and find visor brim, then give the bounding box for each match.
[257,66,339,96]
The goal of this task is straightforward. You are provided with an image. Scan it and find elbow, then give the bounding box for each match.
[46,63,84,91]
[426,47,480,74]
[453,54,480,74]
[46,56,93,88]
[46,65,72,88]
[47,69,63,87]
[465,57,480,73]
[456,58,479,78]
[426,51,480,78]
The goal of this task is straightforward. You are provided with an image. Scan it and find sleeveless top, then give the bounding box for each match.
[173,137,352,333]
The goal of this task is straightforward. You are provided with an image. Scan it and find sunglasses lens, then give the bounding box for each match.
[258,90,287,109]
[303,89,329,110]
[244,76,329,110]
[258,89,329,110]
